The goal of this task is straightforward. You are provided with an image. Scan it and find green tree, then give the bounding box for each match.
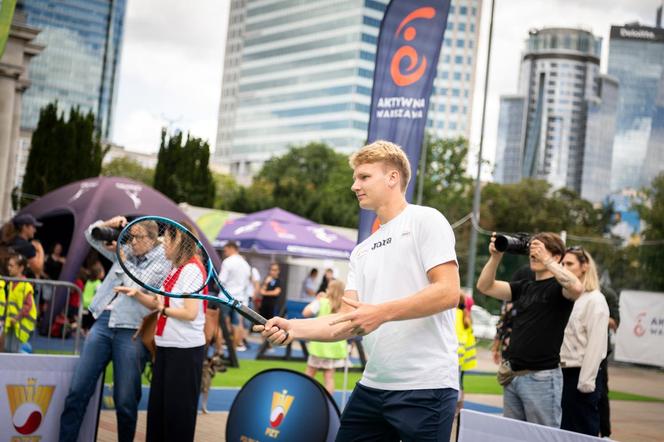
[414,135,474,222]
[634,172,664,291]
[228,179,275,214]
[22,103,104,202]
[212,172,241,210]
[249,142,358,227]
[101,157,154,185]
[153,129,215,207]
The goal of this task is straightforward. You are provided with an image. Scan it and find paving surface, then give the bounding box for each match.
[97,346,664,442]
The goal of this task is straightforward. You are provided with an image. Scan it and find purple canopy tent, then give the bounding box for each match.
[16,176,221,333]
[215,208,355,259]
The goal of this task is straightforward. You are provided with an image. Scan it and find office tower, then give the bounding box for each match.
[494,27,618,202]
[215,0,482,182]
[608,23,664,191]
[494,96,526,184]
[17,0,127,139]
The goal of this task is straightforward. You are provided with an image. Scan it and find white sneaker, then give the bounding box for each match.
[236,345,247,352]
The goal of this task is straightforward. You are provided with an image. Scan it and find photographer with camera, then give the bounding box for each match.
[476,232,583,428]
[60,216,168,442]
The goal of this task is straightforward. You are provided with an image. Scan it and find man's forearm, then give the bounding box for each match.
[543,260,583,296]
[289,314,355,342]
[380,280,460,322]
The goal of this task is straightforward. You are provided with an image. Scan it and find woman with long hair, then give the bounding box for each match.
[116,220,206,441]
[559,246,609,436]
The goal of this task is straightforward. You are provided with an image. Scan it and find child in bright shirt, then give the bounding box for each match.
[1,253,37,352]
[303,280,349,394]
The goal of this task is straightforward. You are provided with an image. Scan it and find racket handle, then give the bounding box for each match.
[236,303,267,325]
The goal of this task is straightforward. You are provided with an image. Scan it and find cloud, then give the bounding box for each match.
[111,0,228,154]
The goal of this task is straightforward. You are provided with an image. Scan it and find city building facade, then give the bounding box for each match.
[215,0,482,182]
[494,27,618,202]
[0,12,41,220]
[607,23,664,192]
[16,0,127,139]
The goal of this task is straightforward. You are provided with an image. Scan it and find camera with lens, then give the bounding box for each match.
[91,226,120,243]
[494,233,531,255]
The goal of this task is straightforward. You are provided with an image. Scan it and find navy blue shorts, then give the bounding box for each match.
[335,383,458,442]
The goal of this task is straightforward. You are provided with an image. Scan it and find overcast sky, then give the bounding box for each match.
[111,0,659,175]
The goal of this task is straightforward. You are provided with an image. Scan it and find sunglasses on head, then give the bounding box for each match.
[566,246,588,261]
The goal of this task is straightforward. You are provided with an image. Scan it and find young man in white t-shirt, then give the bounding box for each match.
[256,140,461,441]
[220,241,251,351]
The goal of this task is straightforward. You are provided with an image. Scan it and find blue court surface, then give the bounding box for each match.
[34,334,503,415]
[101,386,502,414]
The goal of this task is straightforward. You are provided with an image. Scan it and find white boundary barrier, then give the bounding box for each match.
[0,353,102,441]
[615,290,664,368]
[458,410,609,442]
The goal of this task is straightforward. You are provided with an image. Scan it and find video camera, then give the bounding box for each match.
[494,233,531,255]
[91,226,120,243]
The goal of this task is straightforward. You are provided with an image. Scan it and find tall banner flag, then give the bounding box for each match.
[358,0,450,242]
[0,0,17,59]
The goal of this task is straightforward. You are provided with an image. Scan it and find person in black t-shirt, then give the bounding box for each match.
[1,214,45,278]
[258,262,283,320]
[477,232,583,428]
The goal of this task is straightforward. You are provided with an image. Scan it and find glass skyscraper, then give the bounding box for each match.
[608,24,664,191]
[17,0,127,139]
[494,28,618,202]
[215,0,482,181]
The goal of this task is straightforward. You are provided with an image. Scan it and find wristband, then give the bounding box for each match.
[161,307,168,317]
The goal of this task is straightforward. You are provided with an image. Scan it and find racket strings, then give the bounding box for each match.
[117,219,209,295]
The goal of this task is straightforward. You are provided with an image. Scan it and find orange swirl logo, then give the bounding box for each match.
[390,7,437,86]
[634,312,646,337]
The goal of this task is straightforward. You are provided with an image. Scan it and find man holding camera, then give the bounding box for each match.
[477,232,583,428]
[60,216,167,442]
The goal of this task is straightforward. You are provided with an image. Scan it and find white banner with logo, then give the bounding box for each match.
[615,290,664,368]
[0,353,102,441]
[458,410,604,442]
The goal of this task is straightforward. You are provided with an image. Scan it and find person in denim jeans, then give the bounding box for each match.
[59,216,168,442]
[477,232,584,428]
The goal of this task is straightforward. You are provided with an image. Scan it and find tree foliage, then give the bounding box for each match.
[22,103,104,202]
[153,129,215,207]
[414,135,474,223]
[101,157,154,185]
[632,172,664,291]
[479,179,610,235]
[212,172,241,210]
[233,142,358,227]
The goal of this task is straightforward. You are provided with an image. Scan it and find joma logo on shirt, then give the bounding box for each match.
[371,237,392,250]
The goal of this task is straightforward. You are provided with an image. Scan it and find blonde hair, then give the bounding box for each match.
[325,279,346,313]
[582,253,600,292]
[349,140,411,192]
[566,247,600,292]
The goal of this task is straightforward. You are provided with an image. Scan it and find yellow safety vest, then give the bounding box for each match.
[4,280,37,343]
[0,279,6,318]
[455,308,478,372]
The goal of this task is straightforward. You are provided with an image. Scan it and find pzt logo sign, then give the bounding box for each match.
[264,389,294,439]
[6,378,55,436]
[390,7,437,86]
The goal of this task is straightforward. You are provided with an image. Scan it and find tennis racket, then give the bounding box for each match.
[115,216,266,325]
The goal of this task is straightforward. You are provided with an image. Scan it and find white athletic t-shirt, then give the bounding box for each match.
[219,254,251,304]
[155,263,206,348]
[346,204,459,391]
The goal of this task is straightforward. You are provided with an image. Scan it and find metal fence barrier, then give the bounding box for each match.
[1,276,83,354]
